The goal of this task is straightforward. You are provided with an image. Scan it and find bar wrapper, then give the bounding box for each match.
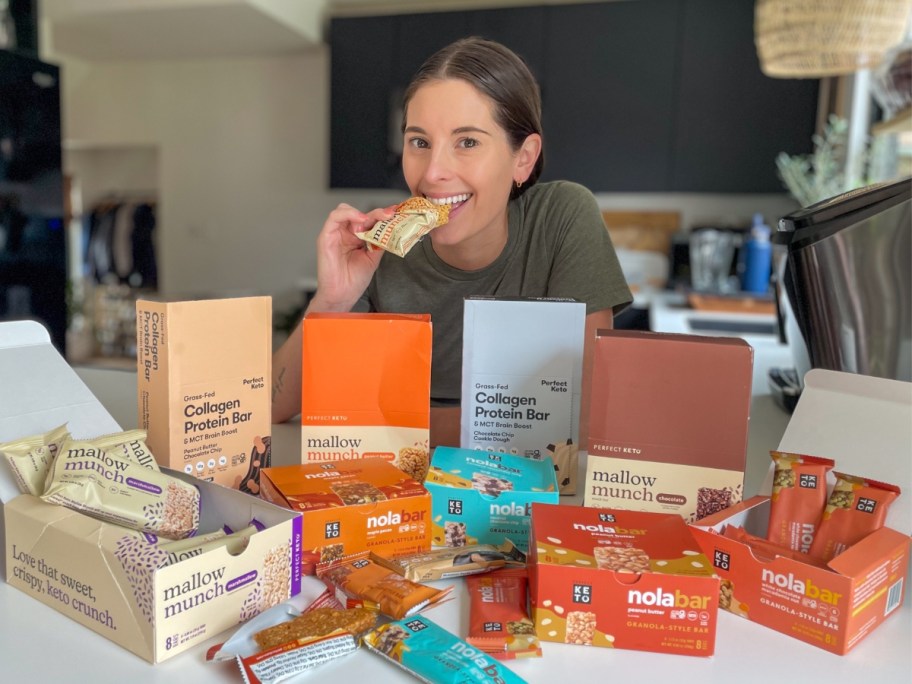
[767,451,835,552]
[90,429,160,472]
[466,568,541,660]
[41,435,201,539]
[363,614,528,683]
[2,427,160,498]
[317,551,454,620]
[356,197,450,257]
[207,583,364,684]
[0,423,69,496]
[723,525,826,568]
[374,540,526,582]
[808,471,901,562]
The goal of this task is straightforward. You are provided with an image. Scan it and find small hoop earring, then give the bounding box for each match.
[515,179,523,189]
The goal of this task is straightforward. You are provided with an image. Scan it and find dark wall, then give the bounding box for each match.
[329,0,819,194]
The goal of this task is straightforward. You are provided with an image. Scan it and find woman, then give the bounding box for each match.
[273,37,632,446]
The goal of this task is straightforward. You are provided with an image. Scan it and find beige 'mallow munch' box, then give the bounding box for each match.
[0,320,302,664]
[136,297,272,493]
[461,297,585,493]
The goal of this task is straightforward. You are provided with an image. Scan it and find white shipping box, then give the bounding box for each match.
[690,369,912,654]
[0,321,303,663]
[771,369,911,532]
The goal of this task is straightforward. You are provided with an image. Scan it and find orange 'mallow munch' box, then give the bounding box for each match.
[529,503,719,656]
[301,313,431,482]
[259,458,431,574]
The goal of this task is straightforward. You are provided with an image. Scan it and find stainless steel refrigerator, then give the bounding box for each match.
[772,177,911,407]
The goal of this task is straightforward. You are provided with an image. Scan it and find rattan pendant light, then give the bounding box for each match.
[755,0,912,77]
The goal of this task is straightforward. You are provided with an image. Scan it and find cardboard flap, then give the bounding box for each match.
[0,321,121,440]
[0,321,121,505]
[827,527,912,576]
[770,369,912,534]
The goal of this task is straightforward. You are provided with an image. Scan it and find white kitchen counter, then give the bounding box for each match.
[648,291,794,396]
[1,367,910,683]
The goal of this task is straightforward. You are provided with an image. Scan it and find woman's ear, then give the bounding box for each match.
[514,133,542,183]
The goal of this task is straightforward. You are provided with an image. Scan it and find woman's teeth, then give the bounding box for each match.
[426,193,471,206]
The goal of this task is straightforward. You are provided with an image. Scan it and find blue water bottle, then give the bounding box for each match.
[742,213,772,294]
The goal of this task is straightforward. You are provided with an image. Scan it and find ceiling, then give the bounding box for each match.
[328,0,609,15]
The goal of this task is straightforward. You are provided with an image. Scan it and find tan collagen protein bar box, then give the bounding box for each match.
[136,297,272,494]
[461,297,585,494]
[585,330,753,522]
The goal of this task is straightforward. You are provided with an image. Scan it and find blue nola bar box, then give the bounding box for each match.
[425,446,558,551]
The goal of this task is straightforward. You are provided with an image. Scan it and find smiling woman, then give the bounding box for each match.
[272,37,633,444]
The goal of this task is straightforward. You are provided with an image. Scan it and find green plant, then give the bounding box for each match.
[776,114,890,207]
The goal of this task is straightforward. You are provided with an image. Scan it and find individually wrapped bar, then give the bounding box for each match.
[41,436,200,539]
[808,472,901,562]
[466,568,541,660]
[363,614,528,683]
[317,551,453,620]
[0,424,69,496]
[356,197,450,257]
[209,590,370,684]
[766,450,835,552]
[723,525,826,567]
[375,539,526,582]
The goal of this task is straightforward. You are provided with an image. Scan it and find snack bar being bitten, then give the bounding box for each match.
[356,197,450,257]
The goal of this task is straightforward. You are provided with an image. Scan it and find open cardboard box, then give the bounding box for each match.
[0,321,303,663]
[691,369,912,655]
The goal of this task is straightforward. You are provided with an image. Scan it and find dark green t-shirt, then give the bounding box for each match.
[354,181,632,401]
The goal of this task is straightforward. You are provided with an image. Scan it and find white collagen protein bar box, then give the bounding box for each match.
[460,297,585,490]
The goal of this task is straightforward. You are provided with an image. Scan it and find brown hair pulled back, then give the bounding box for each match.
[402,37,544,200]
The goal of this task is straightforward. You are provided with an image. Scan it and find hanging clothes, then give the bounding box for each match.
[84,198,157,289]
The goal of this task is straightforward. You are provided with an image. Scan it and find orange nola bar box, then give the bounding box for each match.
[259,458,431,574]
[528,503,719,657]
[136,296,272,493]
[301,313,431,480]
[691,496,910,655]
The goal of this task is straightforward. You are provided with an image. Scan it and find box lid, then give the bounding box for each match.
[771,369,912,534]
[0,321,120,504]
[260,458,428,510]
[531,503,713,577]
[301,313,431,425]
[427,447,558,494]
[588,330,753,469]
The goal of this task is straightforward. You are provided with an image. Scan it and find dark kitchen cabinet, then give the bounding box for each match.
[329,1,817,193]
[0,50,66,354]
[329,12,470,189]
[669,0,819,191]
[541,0,682,191]
[329,15,398,189]
[329,8,548,190]
[469,7,547,82]
[4,0,38,55]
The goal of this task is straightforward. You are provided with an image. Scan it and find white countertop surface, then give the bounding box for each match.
[1,366,910,683]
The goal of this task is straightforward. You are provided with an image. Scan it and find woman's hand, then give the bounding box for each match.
[272,202,395,423]
[310,203,395,312]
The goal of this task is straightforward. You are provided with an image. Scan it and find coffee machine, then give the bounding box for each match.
[770,177,911,410]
